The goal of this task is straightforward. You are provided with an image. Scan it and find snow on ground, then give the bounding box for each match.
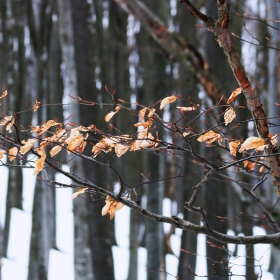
[0,163,276,279]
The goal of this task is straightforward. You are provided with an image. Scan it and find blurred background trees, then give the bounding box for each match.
[0,0,280,279]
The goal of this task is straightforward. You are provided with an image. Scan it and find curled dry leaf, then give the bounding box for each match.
[147,108,156,118]
[227,87,242,104]
[92,139,111,157]
[247,161,256,171]
[50,145,63,157]
[20,139,37,154]
[104,106,121,122]
[0,90,8,98]
[134,120,152,128]
[115,143,129,157]
[49,128,67,143]
[259,166,265,173]
[6,117,15,133]
[224,107,236,126]
[130,128,155,151]
[255,144,268,152]
[183,132,190,137]
[67,134,88,154]
[239,136,265,153]
[101,196,124,220]
[139,108,147,122]
[270,134,278,147]
[33,99,40,112]
[229,140,240,156]
[159,95,177,110]
[0,150,5,160]
[36,120,58,136]
[8,147,18,161]
[33,147,46,174]
[197,130,222,145]
[0,115,13,126]
[177,106,196,113]
[72,188,88,199]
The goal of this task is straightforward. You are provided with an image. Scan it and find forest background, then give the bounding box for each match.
[0,0,280,279]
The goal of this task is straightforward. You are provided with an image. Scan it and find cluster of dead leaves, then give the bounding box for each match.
[0,115,15,133]
[71,189,125,219]
[101,196,124,219]
[197,130,223,145]
[229,135,278,157]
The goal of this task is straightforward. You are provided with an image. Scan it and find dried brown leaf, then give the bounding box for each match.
[50,145,63,157]
[104,106,121,122]
[239,137,265,153]
[147,108,156,118]
[259,166,265,173]
[115,143,129,157]
[92,138,111,157]
[255,144,268,152]
[227,87,242,104]
[177,106,196,113]
[6,117,15,133]
[0,115,13,126]
[101,196,124,219]
[49,129,67,143]
[20,139,37,154]
[72,188,88,199]
[37,120,58,136]
[33,99,41,112]
[134,120,152,128]
[247,161,256,171]
[229,140,240,156]
[270,134,278,147]
[33,147,46,174]
[182,132,190,137]
[67,134,87,154]
[224,107,236,126]
[139,108,147,122]
[159,96,177,110]
[0,150,5,160]
[197,130,222,144]
[130,128,154,151]
[8,147,18,161]
[0,90,8,98]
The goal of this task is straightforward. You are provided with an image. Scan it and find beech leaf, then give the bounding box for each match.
[159,96,177,110]
[177,106,196,113]
[0,150,5,160]
[270,134,278,147]
[0,115,13,126]
[33,99,40,112]
[227,87,242,104]
[6,117,15,133]
[197,130,222,144]
[224,107,236,126]
[50,145,63,157]
[33,147,46,174]
[36,120,58,136]
[104,106,121,122]
[8,147,18,161]
[0,90,8,98]
[238,137,265,153]
[229,140,240,156]
[20,139,37,154]
[101,196,124,219]
[72,188,88,199]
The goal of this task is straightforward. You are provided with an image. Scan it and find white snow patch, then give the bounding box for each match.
[48,249,74,280]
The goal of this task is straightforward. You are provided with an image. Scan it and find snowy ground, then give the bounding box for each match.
[0,156,275,280]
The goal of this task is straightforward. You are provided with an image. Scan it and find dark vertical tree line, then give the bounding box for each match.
[0,0,280,279]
